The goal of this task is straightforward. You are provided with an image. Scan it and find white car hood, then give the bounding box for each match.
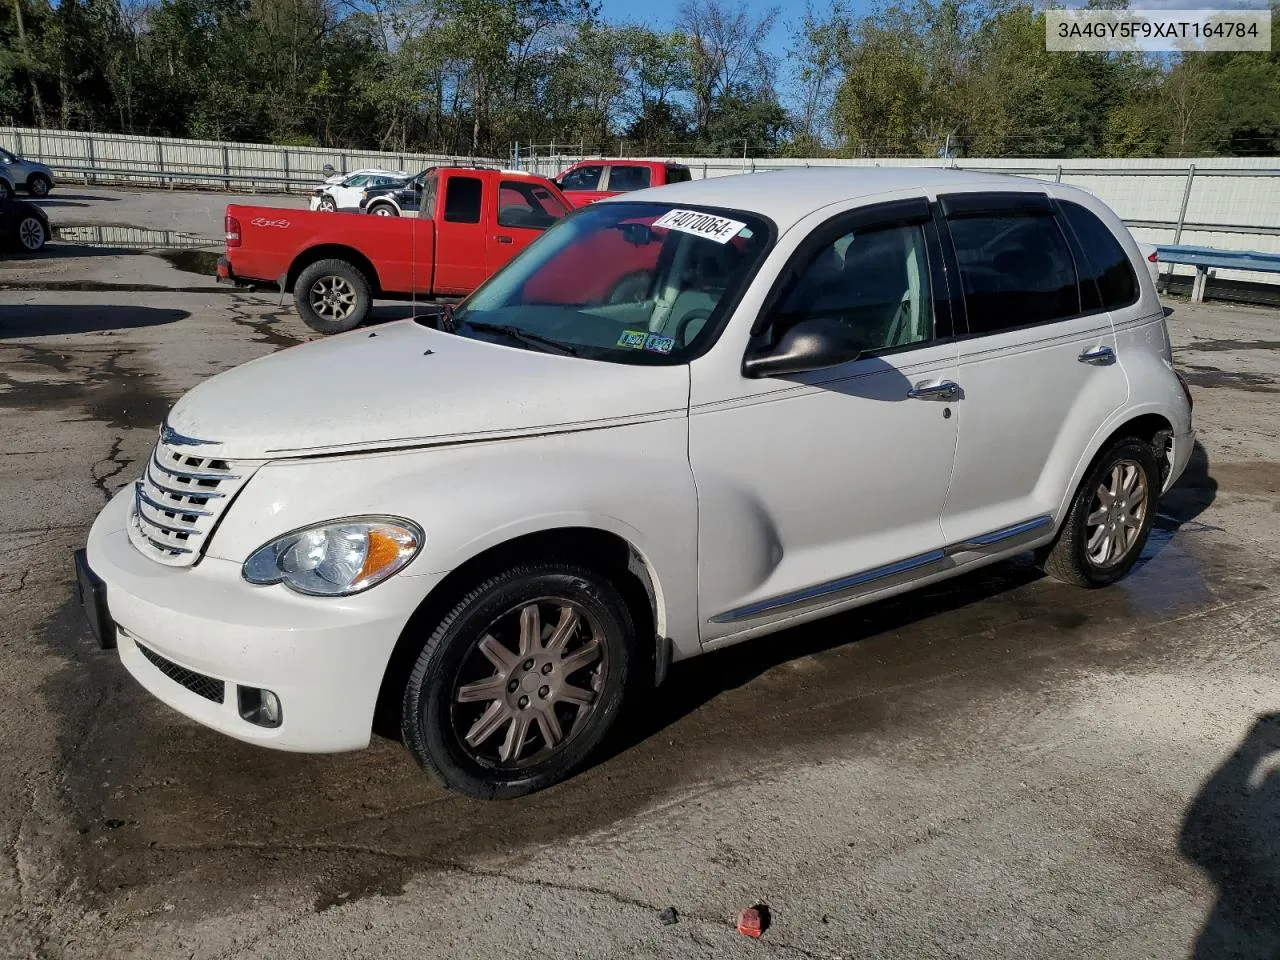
[164,320,689,459]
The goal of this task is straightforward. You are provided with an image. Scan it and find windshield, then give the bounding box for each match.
[450,201,771,364]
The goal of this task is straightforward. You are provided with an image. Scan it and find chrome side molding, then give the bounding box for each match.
[709,514,1055,625]
[710,549,946,624]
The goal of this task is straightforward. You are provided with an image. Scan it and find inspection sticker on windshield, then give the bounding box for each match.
[652,209,747,244]
[617,330,676,354]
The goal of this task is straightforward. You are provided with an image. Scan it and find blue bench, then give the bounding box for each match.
[1155,244,1280,303]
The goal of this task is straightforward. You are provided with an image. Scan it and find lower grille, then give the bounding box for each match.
[136,642,225,704]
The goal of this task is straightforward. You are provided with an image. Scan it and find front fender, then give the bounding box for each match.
[205,416,700,657]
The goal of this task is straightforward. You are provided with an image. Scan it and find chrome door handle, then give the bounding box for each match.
[1079,345,1116,366]
[907,380,959,401]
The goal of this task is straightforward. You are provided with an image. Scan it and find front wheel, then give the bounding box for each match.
[1039,436,1160,587]
[318,195,336,212]
[0,180,10,201]
[400,563,634,799]
[369,203,398,217]
[293,259,371,334]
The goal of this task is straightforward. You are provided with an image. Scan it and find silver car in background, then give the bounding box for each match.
[0,147,54,199]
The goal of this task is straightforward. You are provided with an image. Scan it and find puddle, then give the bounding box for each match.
[156,250,221,276]
[52,224,214,250]
[1180,364,1280,394]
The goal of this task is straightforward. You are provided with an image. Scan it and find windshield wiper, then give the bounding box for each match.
[461,320,578,356]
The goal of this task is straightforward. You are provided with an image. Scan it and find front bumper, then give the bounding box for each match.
[83,486,438,752]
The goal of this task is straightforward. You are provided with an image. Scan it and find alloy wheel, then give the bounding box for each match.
[1085,458,1148,568]
[18,217,45,252]
[308,276,357,320]
[450,599,606,768]
[28,177,49,197]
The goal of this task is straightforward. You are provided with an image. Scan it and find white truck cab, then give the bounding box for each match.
[79,168,1194,799]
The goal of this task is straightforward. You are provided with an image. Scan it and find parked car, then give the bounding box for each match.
[0,146,54,199]
[554,158,692,207]
[310,169,407,212]
[1,197,50,252]
[359,166,501,216]
[220,166,572,332]
[79,168,1195,800]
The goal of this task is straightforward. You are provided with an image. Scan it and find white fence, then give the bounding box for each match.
[4,126,1279,286]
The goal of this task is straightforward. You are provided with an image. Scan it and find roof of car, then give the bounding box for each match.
[599,166,1033,231]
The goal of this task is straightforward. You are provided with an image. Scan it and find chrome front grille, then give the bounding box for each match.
[128,440,261,566]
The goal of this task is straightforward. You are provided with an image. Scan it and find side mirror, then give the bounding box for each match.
[742,316,863,379]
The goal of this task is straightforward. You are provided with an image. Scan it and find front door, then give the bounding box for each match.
[935,192,1129,546]
[690,199,962,644]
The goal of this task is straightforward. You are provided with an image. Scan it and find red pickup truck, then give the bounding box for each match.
[554,159,692,207]
[219,167,572,333]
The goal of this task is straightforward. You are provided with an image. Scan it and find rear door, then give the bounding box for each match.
[601,164,652,195]
[486,179,570,274]
[937,191,1129,547]
[431,172,487,295]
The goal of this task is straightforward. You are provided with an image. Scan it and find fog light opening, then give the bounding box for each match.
[237,685,283,728]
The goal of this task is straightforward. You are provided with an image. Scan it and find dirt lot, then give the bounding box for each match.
[2,190,1280,959]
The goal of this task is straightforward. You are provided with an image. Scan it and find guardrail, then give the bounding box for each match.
[1156,244,1280,303]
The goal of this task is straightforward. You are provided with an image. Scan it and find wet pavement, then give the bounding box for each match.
[1,284,1279,959]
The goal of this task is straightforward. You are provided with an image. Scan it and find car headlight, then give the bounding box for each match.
[242,517,423,596]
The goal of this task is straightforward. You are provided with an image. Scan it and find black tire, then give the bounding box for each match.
[1040,436,1160,587]
[318,195,336,212]
[293,258,372,334]
[26,174,50,197]
[16,215,46,253]
[400,563,634,800]
[0,180,10,201]
[368,202,399,217]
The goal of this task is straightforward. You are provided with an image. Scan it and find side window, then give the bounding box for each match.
[497,180,570,230]
[443,176,482,223]
[606,165,651,192]
[948,215,1080,334]
[665,166,692,184]
[1059,201,1139,310]
[559,165,603,191]
[418,175,438,218]
[775,222,934,354]
[345,174,370,188]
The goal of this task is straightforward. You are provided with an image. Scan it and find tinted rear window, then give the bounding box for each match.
[1059,201,1139,310]
[949,214,1080,334]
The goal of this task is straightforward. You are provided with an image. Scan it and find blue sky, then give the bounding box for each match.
[596,0,824,66]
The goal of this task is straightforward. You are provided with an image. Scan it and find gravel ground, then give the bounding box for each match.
[1,194,1279,959]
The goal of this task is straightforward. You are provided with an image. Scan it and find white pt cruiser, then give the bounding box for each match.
[78,169,1194,799]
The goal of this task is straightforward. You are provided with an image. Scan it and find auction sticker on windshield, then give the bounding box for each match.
[617,330,677,354]
[652,209,747,244]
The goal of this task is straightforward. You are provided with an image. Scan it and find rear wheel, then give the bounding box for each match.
[400,563,634,799]
[0,180,10,201]
[17,216,46,252]
[26,174,50,197]
[293,259,372,334]
[1040,436,1160,587]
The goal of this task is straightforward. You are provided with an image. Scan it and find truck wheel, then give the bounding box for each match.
[369,202,398,217]
[294,259,372,334]
[400,562,634,799]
